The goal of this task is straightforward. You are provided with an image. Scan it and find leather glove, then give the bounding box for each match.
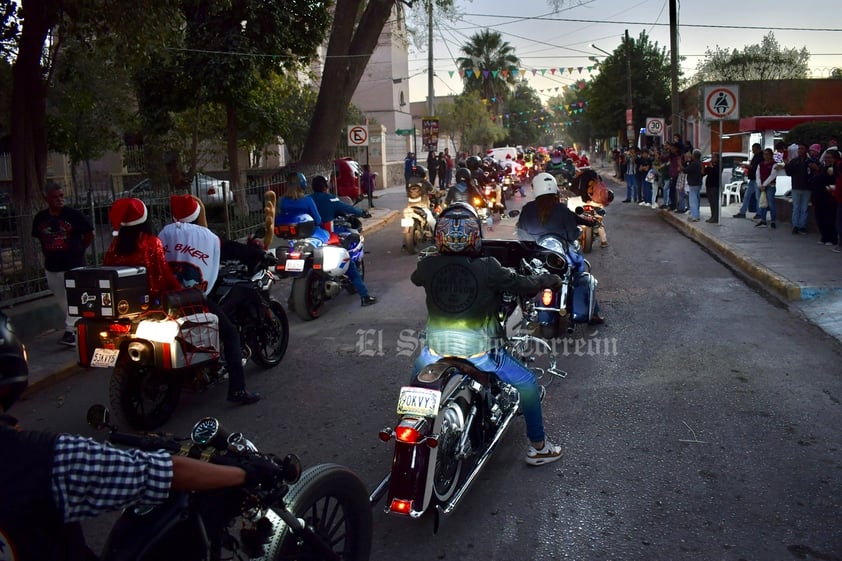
[241,454,284,489]
[540,273,564,290]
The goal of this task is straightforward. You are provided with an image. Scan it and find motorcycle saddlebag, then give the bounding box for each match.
[274,212,316,239]
[570,271,596,323]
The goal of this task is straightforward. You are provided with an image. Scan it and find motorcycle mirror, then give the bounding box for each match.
[86,404,112,430]
[508,210,520,218]
[575,207,584,215]
[281,454,302,484]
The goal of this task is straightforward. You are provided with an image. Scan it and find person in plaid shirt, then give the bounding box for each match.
[0,311,277,560]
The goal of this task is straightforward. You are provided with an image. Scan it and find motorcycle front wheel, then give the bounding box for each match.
[109,356,182,430]
[403,223,420,254]
[250,300,289,368]
[291,270,326,321]
[274,463,372,561]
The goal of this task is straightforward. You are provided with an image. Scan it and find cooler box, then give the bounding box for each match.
[65,266,150,319]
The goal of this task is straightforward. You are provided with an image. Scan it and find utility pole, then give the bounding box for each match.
[625,29,633,147]
[669,0,680,139]
[427,0,435,116]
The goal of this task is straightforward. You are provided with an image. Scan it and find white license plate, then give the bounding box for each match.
[400,218,414,228]
[90,348,119,368]
[285,259,305,272]
[396,386,441,417]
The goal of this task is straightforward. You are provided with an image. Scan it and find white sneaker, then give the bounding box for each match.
[638,201,647,206]
[525,439,564,466]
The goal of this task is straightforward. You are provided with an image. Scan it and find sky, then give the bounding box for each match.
[405,0,842,104]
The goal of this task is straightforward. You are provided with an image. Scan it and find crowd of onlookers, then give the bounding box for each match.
[609,135,842,250]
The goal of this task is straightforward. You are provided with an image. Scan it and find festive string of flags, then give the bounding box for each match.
[447,65,599,80]
[488,102,590,129]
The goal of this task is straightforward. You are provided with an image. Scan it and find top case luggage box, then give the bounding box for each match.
[65,266,150,319]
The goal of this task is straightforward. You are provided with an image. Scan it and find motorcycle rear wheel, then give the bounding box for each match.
[433,376,469,503]
[291,270,326,321]
[274,463,372,561]
[250,300,289,368]
[109,357,182,430]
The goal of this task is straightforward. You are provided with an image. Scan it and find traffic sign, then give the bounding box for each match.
[347,125,368,146]
[645,118,665,136]
[395,128,413,136]
[703,85,740,121]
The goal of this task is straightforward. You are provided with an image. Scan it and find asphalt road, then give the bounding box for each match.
[12,188,842,561]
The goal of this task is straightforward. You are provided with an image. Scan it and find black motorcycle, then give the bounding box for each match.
[87,405,372,561]
[370,241,566,523]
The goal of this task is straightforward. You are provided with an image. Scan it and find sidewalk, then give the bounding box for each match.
[599,168,842,345]
[17,206,398,397]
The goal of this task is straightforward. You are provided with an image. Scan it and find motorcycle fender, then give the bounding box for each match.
[100,493,194,561]
[387,434,435,516]
[320,245,351,276]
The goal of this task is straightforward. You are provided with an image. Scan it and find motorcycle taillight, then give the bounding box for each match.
[390,498,413,515]
[541,289,554,306]
[395,426,423,444]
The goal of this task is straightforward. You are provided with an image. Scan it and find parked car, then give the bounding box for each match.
[334,158,362,201]
[190,173,233,207]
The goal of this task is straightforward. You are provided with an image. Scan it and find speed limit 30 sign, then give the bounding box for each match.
[645,118,664,136]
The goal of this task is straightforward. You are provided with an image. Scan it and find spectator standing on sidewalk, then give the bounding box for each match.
[444,148,454,187]
[31,182,94,347]
[784,143,812,235]
[830,150,842,252]
[361,164,376,209]
[660,142,682,210]
[674,150,691,214]
[685,150,704,222]
[755,148,778,229]
[426,150,438,186]
[622,147,638,203]
[734,143,764,219]
[704,152,721,223]
[809,147,838,245]
[437,152,447,190]
[636,149,652,205]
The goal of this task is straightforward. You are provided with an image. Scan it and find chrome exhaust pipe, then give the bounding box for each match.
[369,473,390,506]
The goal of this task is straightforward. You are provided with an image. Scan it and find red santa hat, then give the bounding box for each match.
[170,194,201,223]
[110,198,147,236]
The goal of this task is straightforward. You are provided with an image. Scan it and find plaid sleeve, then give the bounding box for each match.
[51,434,173,522]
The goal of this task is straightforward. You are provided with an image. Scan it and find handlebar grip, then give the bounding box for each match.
[109,432,182,453]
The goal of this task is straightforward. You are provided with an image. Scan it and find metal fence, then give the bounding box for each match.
[0,175,292,308]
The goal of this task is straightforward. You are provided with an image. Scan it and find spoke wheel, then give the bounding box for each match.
[109,356,181,430]
[250,300,289,368]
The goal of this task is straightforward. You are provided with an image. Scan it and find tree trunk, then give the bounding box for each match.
[299,0,394,168]
[225,101,246,214]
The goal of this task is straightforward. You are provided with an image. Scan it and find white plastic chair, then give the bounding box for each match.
[722,181,742,206]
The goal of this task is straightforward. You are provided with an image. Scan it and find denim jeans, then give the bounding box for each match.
[666,176,677,208]
[346,260,368,297]
[790,189,811,229]
[642,180,653,204]
[625,173,638,201]
[675,178,687,211]
[414,346,545,443]
[688,184,702,219]
[756,185,777,223]
[739,180,757,215]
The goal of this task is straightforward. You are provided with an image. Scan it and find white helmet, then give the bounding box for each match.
[531,172,559,198]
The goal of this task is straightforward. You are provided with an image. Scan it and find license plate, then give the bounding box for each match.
[90,348,119,368]
[400,218,414,228]
[396,386,441,417]
[285,259,305,272]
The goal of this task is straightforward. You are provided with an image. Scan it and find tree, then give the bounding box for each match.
[456,29,520,115]
[500,82,546,147]
[693,32,809,82]
[585,30,672,146]
[437,91,505,152]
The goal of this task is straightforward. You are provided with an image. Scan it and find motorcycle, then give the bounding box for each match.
[75,253,289,430]
[402,188,442,254]
[369,241,566,523]
[86,404,372,561]
[574,203,606,254]
[273,213,365,321]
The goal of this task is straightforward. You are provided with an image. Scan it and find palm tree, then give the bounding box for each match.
[457,29,520,114]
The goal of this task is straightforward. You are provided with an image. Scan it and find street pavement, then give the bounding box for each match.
[15,170,842,398]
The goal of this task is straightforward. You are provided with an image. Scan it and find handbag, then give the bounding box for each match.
[759,190,769,209]
[645,169,656,183]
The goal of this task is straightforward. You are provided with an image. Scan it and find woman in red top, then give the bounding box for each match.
[103,198,181,300]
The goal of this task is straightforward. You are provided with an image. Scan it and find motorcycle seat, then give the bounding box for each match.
[327,232,341,246]
[419,356,491,387]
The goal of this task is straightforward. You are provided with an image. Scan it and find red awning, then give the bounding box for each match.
[739,115,842,132]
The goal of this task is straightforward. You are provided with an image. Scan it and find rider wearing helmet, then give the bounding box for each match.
[516,173,605,324]
[446,167,484,207]
[411,203,566,466]
[406,164,437,202]
[0,311,281,560]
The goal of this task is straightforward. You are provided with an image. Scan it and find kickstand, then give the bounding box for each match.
[433,507,440,534]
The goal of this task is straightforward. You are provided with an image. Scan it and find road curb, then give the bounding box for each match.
[22,358,82,399]
[659,210,802,301]
[362,210,399,236]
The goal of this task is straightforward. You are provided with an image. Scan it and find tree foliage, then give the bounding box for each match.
[585,30,672,146]
[501,82,549,147]
[693,32,809,82]
[783,121,842,148]
[437,91,505,152]
[456,29,520,115]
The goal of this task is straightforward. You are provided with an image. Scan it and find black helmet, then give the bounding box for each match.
[434,202,482,255]
[0,311,28,412]
[412,165,427,179]
[311,175,329,192]
[466,155,482,171]
[455,167,472,184]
